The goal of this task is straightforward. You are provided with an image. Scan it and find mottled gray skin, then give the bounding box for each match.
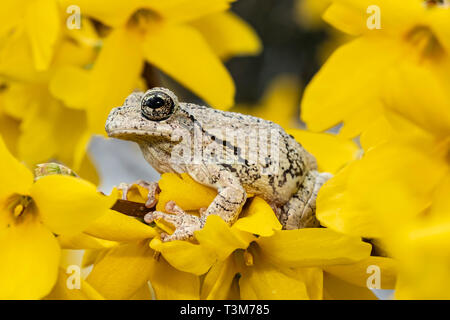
[106,87,331,241]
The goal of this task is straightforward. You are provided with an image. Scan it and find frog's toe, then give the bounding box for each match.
[144,211,177,224]
[136,180,160,208]
[116,180,160,208]
[164,200,186,215]
[159,228,195,242]
[146,209,203,242]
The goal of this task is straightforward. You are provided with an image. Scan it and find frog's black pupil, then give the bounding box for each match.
[144,95,165,109]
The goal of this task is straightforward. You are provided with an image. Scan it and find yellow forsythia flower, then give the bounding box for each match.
[0,137,116,299]
[150,175,373,299]
[0,0,61,71]
[301,0,450,138]
[80,173,394,299]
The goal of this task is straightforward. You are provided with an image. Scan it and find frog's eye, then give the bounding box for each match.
[141,90,176,121]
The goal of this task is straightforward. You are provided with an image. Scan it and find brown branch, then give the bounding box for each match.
[111,199,154,217]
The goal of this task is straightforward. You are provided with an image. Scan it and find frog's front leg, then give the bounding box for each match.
[146,166,247,242]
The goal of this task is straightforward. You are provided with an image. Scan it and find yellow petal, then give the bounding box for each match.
[337,101,384,139]
[0,26,40,81]
[322,2,367,36]
[17,95,58,165]
[428,7,450,53]
[71,130,92,172]
[190,11,262,60]
[291,267,323,300]
[52,106,90,168]
[0,113,20,157]
[142,22,234,109]
[318,136,448,239]
[195,215,255,261]
[114,183,151,203]
[0,0,26,36]
[288,129,360,174]
[0,135,33,201]
[384,61,450,138]
[25,0,61,70]
[316,161,384,237]
[256,228,371,267]
[84,209,158,242]
[392,175,450,299]
[59,249,84,270]
[77,152,100,186]
[395,270,450,300]
[227,275,241,299]
[81,249,108,268]
[64,17,101,49]
[393,224,450,300]
[49,66,90,109]
[201,258,238,300]
[1,81,34,119]
[150,238,216,275]
[324,256,396,289]
[323,273,377,300]
[233,197,282,237]
[148,256,201,300]
[52,37,97,68]
[87,27,144,134]
[128,283,153,300]
[323,0,422,36]
[355,143,446,234]
[0,215,60,299]
[58,232,118,250]
[30,175,116,235]
[429,173,450,219]
[359,114,394,151]
[86,241,154,300]
[301,36,401,134]
[239,254,310,300]
[156,173,216,212]
[45,269,105,300]
[58,0,143,27]
[148,0,231,24]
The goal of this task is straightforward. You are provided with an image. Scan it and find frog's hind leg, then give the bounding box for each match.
[279,170,332,230]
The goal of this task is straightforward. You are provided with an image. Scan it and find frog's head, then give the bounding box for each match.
[105,87,184,142]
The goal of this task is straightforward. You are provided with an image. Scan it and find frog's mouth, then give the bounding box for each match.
[106,129,171,145]
[106,127,178,144]
[106,129,150,138]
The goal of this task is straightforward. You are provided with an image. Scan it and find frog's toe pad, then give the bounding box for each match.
[145,211,176,224]
[117,180,159,208]
[145,210,203,242]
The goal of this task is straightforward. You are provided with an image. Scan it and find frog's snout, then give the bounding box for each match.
[105,107,122,136]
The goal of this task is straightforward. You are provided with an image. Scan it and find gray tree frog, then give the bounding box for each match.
[105,87,331,241]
